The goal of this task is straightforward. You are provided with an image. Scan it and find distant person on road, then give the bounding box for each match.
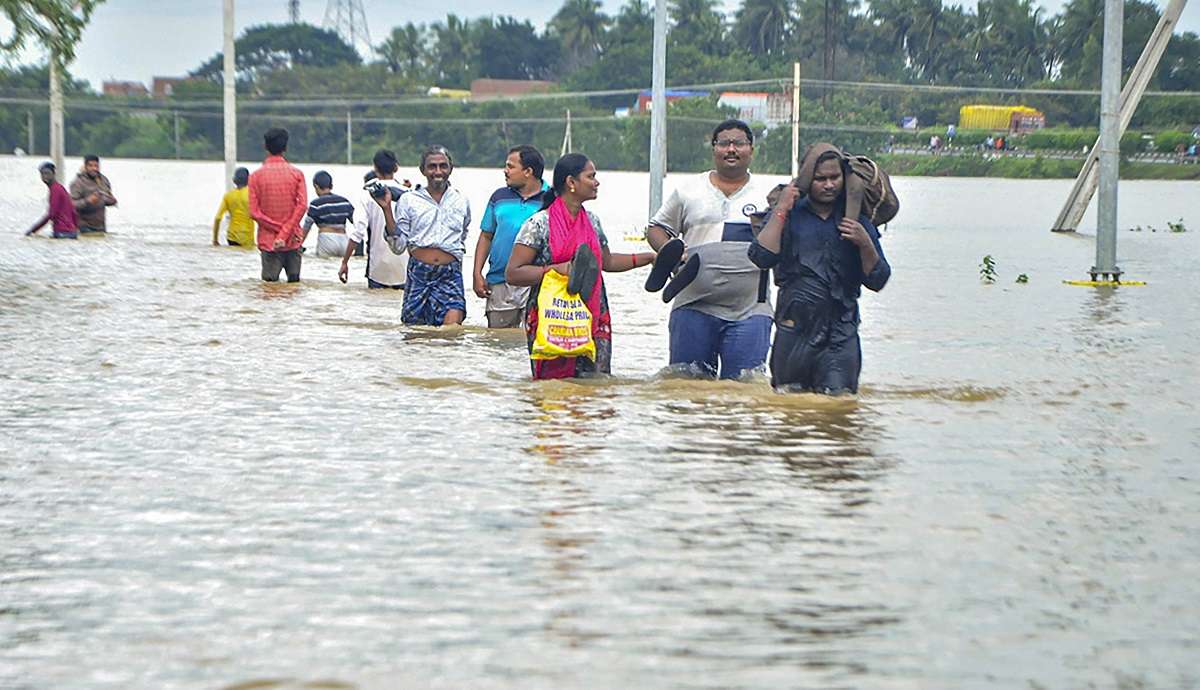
[212,167,256,247]
[749,143,891,395]
[24,162,78,239]
[69,155,117,234]
[472,145,549,328]
[302,170,355,258]
[386,146,471,326]
[248,127,307,282]
[339,151,409,290]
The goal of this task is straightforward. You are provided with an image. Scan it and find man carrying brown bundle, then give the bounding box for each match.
[748,143,892,394]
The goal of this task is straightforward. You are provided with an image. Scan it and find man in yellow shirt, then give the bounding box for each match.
[212,167,257,247]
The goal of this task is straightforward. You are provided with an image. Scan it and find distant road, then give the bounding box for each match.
[888,145,1198,165]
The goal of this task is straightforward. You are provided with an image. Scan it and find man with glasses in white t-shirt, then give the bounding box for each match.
[644,119,775,380]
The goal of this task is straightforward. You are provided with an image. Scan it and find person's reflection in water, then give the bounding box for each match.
[523,384,617,649]
[657,386,890,513]
[523,383,616,465]
[760,401,891,509]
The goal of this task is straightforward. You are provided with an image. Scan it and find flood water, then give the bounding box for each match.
[1,156,1198,689]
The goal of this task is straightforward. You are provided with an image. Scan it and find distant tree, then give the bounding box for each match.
[473,17,560,81]
[732,0,793,58]
[549,0,610,70]
[970,0,1048,86]
[0,0,104,65]
[377,23,427,79]
[669,0,727,49]
[1047,0,1164,86]
[1158,31,1200,92]
[605,0,653,49]
[191,23,361,82]
[429,14,476,88]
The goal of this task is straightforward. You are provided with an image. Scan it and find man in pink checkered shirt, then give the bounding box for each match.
[248,128,307,282]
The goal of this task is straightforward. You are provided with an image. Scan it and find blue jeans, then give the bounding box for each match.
[668,308,772,380]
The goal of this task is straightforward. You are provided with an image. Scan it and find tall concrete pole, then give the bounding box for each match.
[1093,0,1122,281]
[791,62,801,178]
[1051,0,1187,233]
[49,52,65,180]
[27,110,35,155]
[223,0,237,190]
[648,0,667,217]
[346,110,352,164]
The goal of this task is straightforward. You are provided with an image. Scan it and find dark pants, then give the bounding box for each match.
[770,329,862,395]
[79,226,105,234]
[51,230,79,239]
[367,278,404,290]
[261,249,301,282]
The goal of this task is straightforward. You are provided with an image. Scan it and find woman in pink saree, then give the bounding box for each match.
[505,154,655,379]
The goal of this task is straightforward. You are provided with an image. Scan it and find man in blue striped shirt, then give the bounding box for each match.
[302,170,355,257]
[472,145,549,328]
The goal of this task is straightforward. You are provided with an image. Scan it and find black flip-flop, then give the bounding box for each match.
[568,243,600,298]
[662,253,700,303]
[644,237,685,293]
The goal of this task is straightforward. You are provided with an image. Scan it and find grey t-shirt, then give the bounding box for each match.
[648,171,774,321]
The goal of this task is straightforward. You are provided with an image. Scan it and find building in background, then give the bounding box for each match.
[470,79,557,100]
[102,81,150,98]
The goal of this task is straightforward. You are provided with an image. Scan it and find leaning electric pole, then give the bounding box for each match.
[323,0,371,57]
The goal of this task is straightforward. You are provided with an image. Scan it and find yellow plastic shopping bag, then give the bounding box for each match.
[531,269,596,361]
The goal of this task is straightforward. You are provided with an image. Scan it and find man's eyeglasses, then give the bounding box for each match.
[713,139,752,149]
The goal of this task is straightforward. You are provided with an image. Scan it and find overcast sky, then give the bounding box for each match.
[3,0,1198,88]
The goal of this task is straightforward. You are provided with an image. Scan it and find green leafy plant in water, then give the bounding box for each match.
[1016,273,1029,284]
[1168,218,1187,233]
[979,254,997,284]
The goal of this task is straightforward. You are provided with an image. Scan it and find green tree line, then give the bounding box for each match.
[2,0,1197,173]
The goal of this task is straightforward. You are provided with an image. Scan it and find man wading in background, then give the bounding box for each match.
[248,128,307,283]
[24,162,79,239]
[472,145,549,328]
[339,150,409,290]
[302,170,355,258]
[212,167,256,247]
[69,155,118,234]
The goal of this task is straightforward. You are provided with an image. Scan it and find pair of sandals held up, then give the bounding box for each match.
[563,238,692,304]
[644,237,697,303]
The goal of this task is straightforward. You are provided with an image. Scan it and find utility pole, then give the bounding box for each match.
[561,110,573,157]
[49,50,65,180]
[1051,0,1188,234]
[648,0,667,217]
[346,110,352,164]
[174,112,181,159]
[289,0,300,23]
[27,110,35,155]
[224,0,237,190]
[323,0,371,58]
[1092,0,1122,282]
[791,63,801,178]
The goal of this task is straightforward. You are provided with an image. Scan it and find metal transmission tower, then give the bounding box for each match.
[288,0,300,23]
[323,0,372,58]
